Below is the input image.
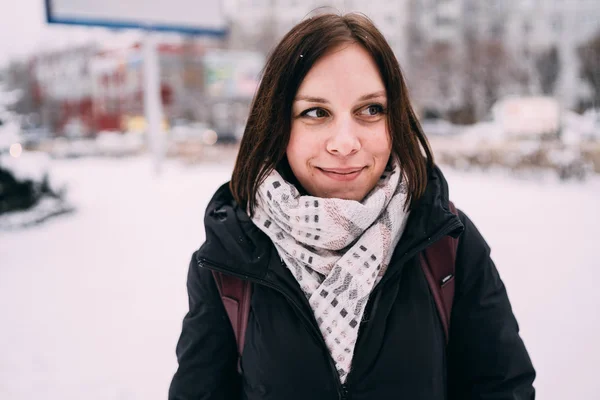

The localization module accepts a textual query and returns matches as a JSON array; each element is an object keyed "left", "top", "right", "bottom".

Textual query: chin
[
  {"left": 317, "top": 186, "right": 367, "bottom": 201},
  {"left": 340, "top": 193, "right": 364, "bottom": 201}
]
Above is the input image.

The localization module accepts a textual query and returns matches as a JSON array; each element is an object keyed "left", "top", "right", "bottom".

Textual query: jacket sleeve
[
  {"left": 447, "top": 211, "right": 536, "bottom": 400},
  {"left": 168, "top": 251, "right": 241, "bottom": 400}
]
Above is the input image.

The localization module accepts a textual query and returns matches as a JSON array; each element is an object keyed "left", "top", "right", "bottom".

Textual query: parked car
[{"left": 169, "top": 121, "right": 218, "bottom": 146}]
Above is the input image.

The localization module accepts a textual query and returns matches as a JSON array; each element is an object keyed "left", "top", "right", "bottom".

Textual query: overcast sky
[
  {"left": 1, "top": 0, "right": 91, "bottom": 64},
  {"left": 0, "top": 0, "right": 228, "bottom": 67},
  {"left": 0, "top": 0, "right": 147, "bottom": 66}
]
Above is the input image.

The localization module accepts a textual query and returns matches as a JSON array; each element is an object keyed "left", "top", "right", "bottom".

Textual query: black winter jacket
[{"left": 169, "top": 166, "right": 536, "bottom": 400}]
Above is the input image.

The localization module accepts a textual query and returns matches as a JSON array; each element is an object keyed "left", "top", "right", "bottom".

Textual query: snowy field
[{"left": 1, "top": 154, "right": 599, "bottom": 400}]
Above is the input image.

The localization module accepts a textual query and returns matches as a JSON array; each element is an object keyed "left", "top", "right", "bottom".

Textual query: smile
[{"left": 317, "top": 167, "right": 365, "bottom": 181}]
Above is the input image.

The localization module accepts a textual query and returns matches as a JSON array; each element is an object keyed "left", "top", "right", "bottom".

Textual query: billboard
[{"left": 45, "top": 0, "right": 228, "bottom": 36}]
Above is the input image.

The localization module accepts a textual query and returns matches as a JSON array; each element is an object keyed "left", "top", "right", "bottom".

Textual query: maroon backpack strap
[
  {"left": 420, "top": 201, "right": 459, "bottom": 344},
  {"left": 211, "top": 271, "right": 252, "bottom": 372}
]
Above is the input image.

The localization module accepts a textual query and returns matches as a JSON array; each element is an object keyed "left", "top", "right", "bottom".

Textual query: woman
[{"left": 169, "top": 13, "right": 535, "bottom": 400}]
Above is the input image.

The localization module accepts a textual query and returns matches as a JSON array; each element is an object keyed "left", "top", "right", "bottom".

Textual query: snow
[
  {"left": 0, "top": 196, "right": 74, "bottom": 230},
  {"left": 95, "top": 132, "right": 145, "bottom": 157},
  {"left": 47, "top": 133, "right": 146, "bottom": 159},
  {"left": 0, "top": 88, "right": 22, "bottom": 108},
  {"left": 0, "top": 152, "right": 74, "bottom": 229},
  {"left": 562, "top": 109, "right": 600, "bottom": 144},
  {"left": 0, "top": 117, "right": 22, "bottom": 152},
  {"left": 0, "top": 152, "right": 52, "bottom": 183},
  {"left": 0, "top": 154, "right": 599, "bottom": 400}
]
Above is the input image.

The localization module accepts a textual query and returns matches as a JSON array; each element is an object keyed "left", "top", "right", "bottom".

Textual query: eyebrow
[{"left": 294, "top": 90, "right": 386, "bottom": 103}]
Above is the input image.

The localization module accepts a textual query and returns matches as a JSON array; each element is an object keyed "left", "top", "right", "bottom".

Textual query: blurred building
[
  {"left": 462, "top": 0, "right": 511, "bottom": 41},
  {"left": 223, "top": 0, "right": 410, "bottom": 64},
  {"left": 505, "top": 0, "right": 600, "bottom": 109},
  {"left": 4, "top": 0, "right": 598, "bottom": 136},
  {"left": 89, "top": 43, "right": 202, "bottom": 133},
  {"left": 20, "top": 39, "right": 263, "bottom": 138},
  {"left": 411, "top": 0, "right": 600, "bottom": 110},
  {"left": 411, "top": 0, "right": 464, "bottom": 44},
  {"left": 29, "top": 45, "right": 97, "bottom": 137},
  {"left": 200, "top": 49, "right": 265, "bottom": 139},
  {"left": 407, "top": 0, "right": 599, "bottom": 115}
]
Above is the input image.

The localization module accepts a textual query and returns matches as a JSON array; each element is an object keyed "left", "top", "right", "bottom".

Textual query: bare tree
[
  {"left": 3, "top": 61, "right": 36, "bottom": 116},
  {"left": 474, "top": 40, "right": 516, "bottom": 110},
  {"left": 578, "top": 32, "right": 600, "bottom": 108},
  {"left": 462, "top": 35, "right": 526, "bottom": 120},
  {"left": 413, "top": 41, "right": 464, "bottom": 118},
  {"left": 424, "top": 43, "right": 456, "bottom": 99},
  {"left": 535, "top": 46, "right": 560, "bottom": 95}
]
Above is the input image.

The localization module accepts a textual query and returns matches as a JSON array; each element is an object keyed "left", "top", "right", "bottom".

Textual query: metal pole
[{"left": 142, "top": 32, "right": 164, "bottom": 175}]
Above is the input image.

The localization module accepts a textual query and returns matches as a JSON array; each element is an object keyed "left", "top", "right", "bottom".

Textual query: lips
[
  {"left": 318, "top": 167, "right": 364, "bottom": 174},
  {"left": 317, "top": 166, "right": 365, "bottom": 181}
]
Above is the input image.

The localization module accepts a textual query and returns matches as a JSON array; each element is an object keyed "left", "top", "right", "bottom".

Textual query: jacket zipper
[
  {"left": 339, "top": 219, "right": 461, "bottom": 396},
  {"left": 198, "top": 218, "right": 461, "bottom": 400},
  {"left": 340, "top": 383, "right": 349, "bottom": 400}
]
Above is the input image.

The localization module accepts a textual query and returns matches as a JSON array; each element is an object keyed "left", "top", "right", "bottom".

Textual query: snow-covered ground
[{"left": 0, "top": 155, "right": 599, "bottom": 399}]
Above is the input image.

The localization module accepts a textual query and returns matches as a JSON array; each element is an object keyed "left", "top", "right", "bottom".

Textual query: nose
[{"left": 325, "top": 117, "right": 361, "bottom": 157}]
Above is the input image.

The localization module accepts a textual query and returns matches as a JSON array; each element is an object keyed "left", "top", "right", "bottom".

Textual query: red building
[
  {"left": 30, "top": 45, "right": 97, "bottom": 137},
  {"left": 30, "top": 42, "right": 204, "bottom": 136}
]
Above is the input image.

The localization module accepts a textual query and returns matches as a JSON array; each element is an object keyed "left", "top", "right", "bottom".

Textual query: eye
[
  {"left": 359, "top": 104, "right": 385, "bottom": 117},
  {"left": 301, "top": 107, "right": 329, "bottom": 118}
]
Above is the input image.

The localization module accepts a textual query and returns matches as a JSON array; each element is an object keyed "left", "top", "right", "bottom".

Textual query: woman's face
[{"left": 287, "top": 43, "right": 392, "bottom": 201}]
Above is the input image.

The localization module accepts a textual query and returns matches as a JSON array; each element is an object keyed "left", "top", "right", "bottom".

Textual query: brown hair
[{"left": 230, "top": 12, "right": 434, "bottom": 215}]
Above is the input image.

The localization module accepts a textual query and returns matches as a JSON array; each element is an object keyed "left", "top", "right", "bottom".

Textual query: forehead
[{"left": 296, "top": 43, "right": 386, "bottom": 99}]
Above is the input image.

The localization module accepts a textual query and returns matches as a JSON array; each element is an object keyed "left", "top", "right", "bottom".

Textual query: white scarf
[{"left": 251, "top": 160, "right": 410, "bottom": 383}]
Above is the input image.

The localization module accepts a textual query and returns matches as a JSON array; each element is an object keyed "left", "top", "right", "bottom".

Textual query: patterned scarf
[{"left": 252, "top": 160, "right": 410, "bottom": 383}]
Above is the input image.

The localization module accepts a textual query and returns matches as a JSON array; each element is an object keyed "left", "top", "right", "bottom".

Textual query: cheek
[
  {"left": 287, "top": 127, "right": 317, "bottom": 167},
  {"left": 367, "top": 127, "right": 392, "bottom": 155},
  {"left": 383, "top": 134, "right": 392, "bottom": 155}
]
